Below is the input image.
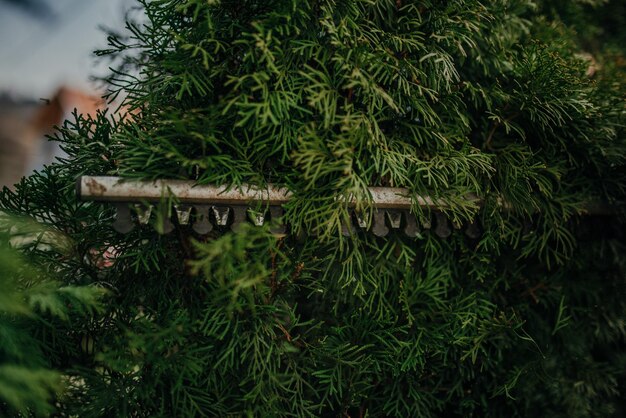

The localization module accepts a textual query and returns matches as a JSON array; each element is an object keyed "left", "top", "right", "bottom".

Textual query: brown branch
[
  {"left": 484, "top": 112, "right": 520, "bottom": 150},
  {"left": 522, "top": 282, "right": 548, "bottom": 304}
]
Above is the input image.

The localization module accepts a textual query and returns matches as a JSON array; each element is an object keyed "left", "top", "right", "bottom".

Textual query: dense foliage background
[{"left": 1, "top": 0, "right": 624, "bottom": 416}]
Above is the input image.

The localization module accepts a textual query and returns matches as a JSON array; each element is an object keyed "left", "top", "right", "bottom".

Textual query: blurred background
[{"left": 0, "top": 0, "right": 133, "bottom": 188}]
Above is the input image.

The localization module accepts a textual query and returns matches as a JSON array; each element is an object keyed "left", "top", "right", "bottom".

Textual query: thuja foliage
[
  {"left": 1, "top": 0, "right": 625, "bottom": 416},
  {"left": 0, "top": 216, "right": 105, "bottom": 416}
]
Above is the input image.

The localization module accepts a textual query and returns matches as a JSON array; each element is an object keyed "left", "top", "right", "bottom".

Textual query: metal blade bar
[
  {"left": 80, "top": 176, "right": 618, "bottom": 237},
  {"left": 77, "top": 176, "right": 459, "bottom": 210}
]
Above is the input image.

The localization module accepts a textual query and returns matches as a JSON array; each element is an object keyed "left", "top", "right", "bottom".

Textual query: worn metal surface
[
  {"left": 77, "top": 176, "right": 467, "bottom": 209},
  {"left": 78, "top": 176, "right": 293, "bottom": 206},
  {"left": 77, "top": 175, "right": 618, "bottom": 237}
]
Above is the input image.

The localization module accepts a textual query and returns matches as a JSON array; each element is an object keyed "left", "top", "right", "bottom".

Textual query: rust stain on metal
[{"left": 84, "top": 177, "right": 107, "bottom": 196}]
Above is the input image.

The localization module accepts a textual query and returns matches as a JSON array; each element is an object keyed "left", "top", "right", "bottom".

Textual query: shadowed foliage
[{"left": 1, "top": 0, "right": 624, "bottom": 416}]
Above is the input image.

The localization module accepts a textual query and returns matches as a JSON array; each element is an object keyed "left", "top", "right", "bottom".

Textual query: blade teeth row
[
  {"left": 113, "top": 204, "right": 285, "bottom": 235},
  {"left": 112, "top": 204, "right": 482, "bottom": 238}
]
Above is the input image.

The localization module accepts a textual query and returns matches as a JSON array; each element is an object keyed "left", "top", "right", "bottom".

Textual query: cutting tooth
[
  {"left": 422, "top": 217, "right": 432, "bottom": 229},
  {"left": 403, "top": 213, "right": 420, "bottom": 238},
  {"left": 465, "top": 219, "right": 481, "bottom": 239},
  {"left": 249, "top": 209, "right": 266, "bottom": 226},
  {"left": 134, "top": 204, "right": 152, "bottom": 225},
  {"left": 192, "top": 205, "right": 213, "bottom": 235},
  {"left": 372, "top": 210, "right": 389, "bottom": 237},
  {"left": 113, "top": 203, "right": 134, "bottom": 233},
  {"left": 387, "top": 210, "right": 402, "bottom": 229},
  {"left": 356, "top": 214, "right": 368, "bottom": 228},
  {"left": 175, "top": 205, "right": 192, "bottom": 225},
  {"left": 434, "top": 213, "right": 451, "bottom": 238},
  {"left": 230, "top": 206, "right": 247, "bottom": 232},
  {"left": 212, "top": 206, "right": 230, "bottom": 226},
  {"left": 269, "top": 206, "right": 286, "bottom": 235}
]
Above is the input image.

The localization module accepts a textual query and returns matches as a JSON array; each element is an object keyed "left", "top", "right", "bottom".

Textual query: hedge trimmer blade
[{"left": 77, "top": 176, "right": 612, "bottom": 238}]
